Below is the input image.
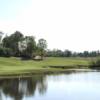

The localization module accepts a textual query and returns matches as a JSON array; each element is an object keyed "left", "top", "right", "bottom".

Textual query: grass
[{"left": 0, "top": 57, "right": 91, "bottom": 76}]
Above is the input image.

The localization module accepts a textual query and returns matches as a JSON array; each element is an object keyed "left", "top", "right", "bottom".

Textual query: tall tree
[
  {"left": 19, "top": 36, "right": 36, "bottom": 58},
  {"left": 37, "top": 39, "right": 47, "bottom": 59},
  {"left": 3, "top": 31, "right": 23, "bottom": 56}
]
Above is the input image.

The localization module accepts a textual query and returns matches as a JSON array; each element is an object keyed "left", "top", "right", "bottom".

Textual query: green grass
[{"left": 0, "top": 57, "right": 91, "bottom": 75}]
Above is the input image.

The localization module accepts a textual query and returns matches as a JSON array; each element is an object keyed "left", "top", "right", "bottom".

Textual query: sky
[{"left": 0, "top": 0, "right": 100, "bottom": 52}]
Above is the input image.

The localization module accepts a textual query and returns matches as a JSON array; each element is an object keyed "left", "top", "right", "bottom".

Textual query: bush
[
  {"left": 0, "top": 47, "right": 12, "bottom": 57},
  {"left": 89, "top": 58, "right": 100, "bottom": 68}
]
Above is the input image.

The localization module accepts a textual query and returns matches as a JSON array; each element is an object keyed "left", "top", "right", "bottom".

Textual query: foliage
[
  {"left": 37, "top": 39, "right": 47, "bottom": 59},
  {"left": 1, "top": 30, "right": 100, "bottom": 59},
  {"left": 89, "top": 58, "right": 100, "bottom": 68},
  {"left": 0, "top": 47, "right": 12, "bottom": 57},
  {"left": 46, "top": 50, "right": 100, "bottom": 57},
  {"left": 46, "top": 49, "right": 72, "bottom": 57},
  {"left": 20, "top": 36, "right": 36, "bottom": 58},
  {"left": 2, "top": 31, "right": 23, "bottom": 56},
  {"left": 2, "top": 31, "right": 47, "bottom": 59}
]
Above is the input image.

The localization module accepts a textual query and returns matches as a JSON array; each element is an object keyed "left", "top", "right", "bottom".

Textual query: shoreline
[{"left": 0, "top": 68, "right": 96, "bottom": 78}]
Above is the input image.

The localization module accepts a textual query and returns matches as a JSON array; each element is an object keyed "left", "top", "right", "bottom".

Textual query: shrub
[
  {"left": 89, "top": 58, "right": 100, "bottom": 68},
  {"left": 0, "top": 47, "right": 12, "bottom": 57}
]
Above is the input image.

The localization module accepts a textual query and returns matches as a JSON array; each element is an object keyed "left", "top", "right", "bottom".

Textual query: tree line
[
  {"left": 0, "top": 31, "right": 100, "bottom": 59},
  {"left": 46, "top": 49, "right": 100, "bottom": 57},
  {"left": 0, "top": 31, "right": 47, "bottom": 59}
]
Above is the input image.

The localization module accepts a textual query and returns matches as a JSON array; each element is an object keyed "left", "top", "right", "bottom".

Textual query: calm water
[{"left": 0, "top": 71, "right": 100, "bottom": 100}]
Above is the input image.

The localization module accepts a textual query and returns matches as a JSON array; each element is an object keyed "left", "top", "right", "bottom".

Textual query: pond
[{"left": 0, "top": 71, "right": 100, "bottom": 100}]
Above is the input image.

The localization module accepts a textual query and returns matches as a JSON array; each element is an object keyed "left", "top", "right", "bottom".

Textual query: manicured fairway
[{"left": 0, "top": 57, "right": 91, "bottom": 75}]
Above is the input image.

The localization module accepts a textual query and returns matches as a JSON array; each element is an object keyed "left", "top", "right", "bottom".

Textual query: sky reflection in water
[{"left": 0, "top": 72, "right": 100, "bottom": 100}]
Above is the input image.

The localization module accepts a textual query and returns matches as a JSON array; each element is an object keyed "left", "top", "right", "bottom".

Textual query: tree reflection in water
[{"left": 0, "top": 75, "right": 47, "bottom": 100}]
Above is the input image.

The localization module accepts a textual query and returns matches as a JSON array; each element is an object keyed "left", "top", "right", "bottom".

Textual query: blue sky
[
  {"left": 0, "top": 0, "right": 100, "bottom": 51},
  {"left": 0, "top": 0, "right": 32, "bottom": 20}
]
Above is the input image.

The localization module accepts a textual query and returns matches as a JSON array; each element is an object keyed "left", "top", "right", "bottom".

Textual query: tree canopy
[
  {"left": 0, "top": 31, "right": 100, "bottom": 59},
  {"left": 1, "top": 31, "right": 47, "bottom": 59}
]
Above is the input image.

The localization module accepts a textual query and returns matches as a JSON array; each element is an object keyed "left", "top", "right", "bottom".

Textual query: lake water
[{"left": 0, "top": 71, "right": 100, "bottom": 100}]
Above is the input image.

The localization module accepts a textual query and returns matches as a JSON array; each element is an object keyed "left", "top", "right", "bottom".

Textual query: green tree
[
  {"left": 20, "top": 36, "right": 36, "bottom": 58},
  {"left": 3, "top": 31, "right": 23, "bottom": 56},
  {"left": 64, "top": 50, "right": 72, "bottom": 57},
  {"left": 37, "top": 39, "right": 47, "bottom": 59}
]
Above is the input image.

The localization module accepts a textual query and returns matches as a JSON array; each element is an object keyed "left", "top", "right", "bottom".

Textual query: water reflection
[
  {"left": 0, "top": 71, "right": 99, "bottom": 100},
  {"left": 0, "top": 75, "right": 47, "bottom": 100}
]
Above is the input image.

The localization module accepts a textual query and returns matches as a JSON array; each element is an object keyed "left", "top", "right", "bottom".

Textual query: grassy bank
[{"left": 0, "top": 57, "right": 91, "bottom": 76}]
